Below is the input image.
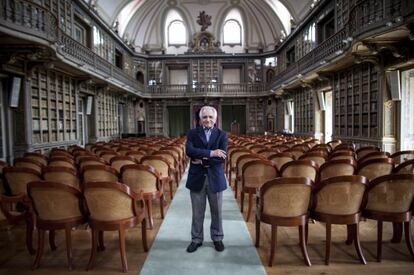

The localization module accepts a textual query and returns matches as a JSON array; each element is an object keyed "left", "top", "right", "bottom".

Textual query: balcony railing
[
  {"left": 145, "top": 83, "right": 266, "bottom": 98},
  {"left": 271, "top": 0, "right": 414, "bottom": 89}
]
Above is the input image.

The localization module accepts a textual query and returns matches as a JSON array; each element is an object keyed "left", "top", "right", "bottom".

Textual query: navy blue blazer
[{"left": 185, "top": 126, "right": 228, "bottom": 193}]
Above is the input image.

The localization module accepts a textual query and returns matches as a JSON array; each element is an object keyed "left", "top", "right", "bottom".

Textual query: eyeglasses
[{"left": 202, "top": 115, "right": 214, "bottom": 119}]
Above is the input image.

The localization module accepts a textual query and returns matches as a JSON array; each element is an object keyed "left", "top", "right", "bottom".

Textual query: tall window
[
  {"left": 168, "top": 20, "right": 186, "bottom": 45},
  {"left": 164, "top": 10, "right": 187, "bottom": 47},
  {"left": 223, "top": 19, "right": 241, "bottom": 45},
  {"left": 222, "top": 9, "right": 244, "bottom": 47}
]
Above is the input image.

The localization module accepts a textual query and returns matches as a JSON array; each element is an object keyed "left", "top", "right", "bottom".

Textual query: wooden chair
[
  {"left": 329, "top": 151, "right": 356, "bottom": 161},
  {"left": 299, "top": 152, "right": 327, "bottom": 168},
  {"left": 356, "top": 158, "right": 394, "bottom": 181},
  {"left": 99, "top": 151, "right": 119, "bottom": 164},
  {"left": 280, "top": 160, "right": 318, "bottom": 182},
  {"left": 28, "top": 181, "right": 86, "bottom": 270},
  {"left": 393, "top": 159, "right": 414, "bottom": 174},
  {"left": 356, "top": 145, "right": 380, "bottom": 160},
  {"left": 125, "top": 150, "right": 147, "bottom": 163},
  {"left": 141, "top": 155, "right": 174, "bottom": 200},
  {"left": 24, "top": 152, "right": 48, "bottom": 167},
  {"left": 234, "top": 154, "right": 265, "bottom": 199},
  {"left": 318, "top": 159, "right": 356, "bottom": 183},
  {"left": 228, "top": 148, "right": 251, "bottom": 183},
  {"left": 82, "top": 165, "right": 119, "bottom": 184},
  {"left": 78, "top": 157, "right": 106, "bottom": 172},
  {"left": 327, "top": 139, "right": 342, "bottom": 150},
  {"left": 110, "top": 156, "right": 136, "bottom": 174},
  {"left": 256, "top": 177, "right": 312, "bottom": 266},
  {"left": 14, "top": 157, "right": 43, "bottom": 174},
  {"left": 268, "top": 152, "right": 295, "bottom": 172},
  {"left": 362, "top": 174, "right": 414, "bottom": 262},
  {"left": 284, "top": 148, "right": 305, "bottom": 160},
  {"left": 241, "top": 160, "right": 278, "bottom": 222},
  {"left": 121, "top": 164, "right": 166, "bottom": 229},
  {"left": 152, "top": 151, "right": 180, "bottom": 187},
  {"left": 84, "top": 182, "right": 148, "bottom": 273},
  {"left": 311, "top": 175, "right": 368, "bottom": 265},
  {"left": 43, "top": 166, "right": 80, "bottom": 189},
  {"left": 2, "top": 167, "right": 42, "bottom": 254},
  {"left": 390, "top": 150, "right": 414, "bottom": 166},
  {"left": 48, "top": 156, "right": 76, "bottom": 170},
  {"left": 358, "top": 151, "right": 390, "bottom": 165}
]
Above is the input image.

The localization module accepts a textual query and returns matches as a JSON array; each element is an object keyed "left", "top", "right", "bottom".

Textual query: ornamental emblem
[{"left": 197, "top": 11, "right": 211, "bottom": 31}]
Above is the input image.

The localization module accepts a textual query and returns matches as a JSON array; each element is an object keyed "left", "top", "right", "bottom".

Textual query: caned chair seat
[
  {"left": 241, "top": 160, "right": 278, "bottom": 222},
  {"left": 311, "top": 175, "right": 368, "bottom": 265},
  {"left": 84, "top": 182, "right": 148, "bottom": 273},
  {"left": 121, "top": 164, "right": 166, "bottom": 229},
  {"left": 362, "top": 174, "right": 414, "bottom": 261},
  {"left": 28, "top": 181, "right": 86, "bottom": 270},
  {"left": 256, "top": 177, "right": 313, "bottom": 266}
]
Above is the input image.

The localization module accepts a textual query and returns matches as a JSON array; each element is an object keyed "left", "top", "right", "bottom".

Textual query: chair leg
[
  {"left": 234, "top": 179, "right": 238, "bottom": 199},
  {"left": 299, "top": 225, "right": 311, "bottom": 266},
  {"left": 32, "top": 229, "right": 45, "bottom": 270},
  {"left": 268, "top": 224, "right": 277, "bottom": 267},
  {"left": 403, "top": 221, "right": 414, "bottom": 260},
  {"left": 26, "top": 212, "right": 36, "bottom": 255},
  {"left": 49, "top": 230, "right": 57, "bottom": 251},
  {"left": 255, "top": 216, "right": 260, "bottom": 247},
  {"left": 65, "top": 226, "right": 73, "bottom": 271},
  {"left": 346, "top": 224, "right": 354, "bottom": 245},
  {"left": 141, "top": 218, "right": 148, "bottom": 252},
  {"left": 146, "top": 199, "right": 154, "bottom": 229},
  {"left": 325, "top": 223, "right": 331, "bottom": 265},
  {"left": 377, "top": 220, "right": 383, "bottom": 262},
  {"left": 160, "top": 195, "right": 165, "bottom": 219},
  {"left": 169, "top": 180, "right": 173, "bottom": 200},
  {"left": 353, "top": 223, "right": 367, "bottom": 265},
  {"left": 119, "top": 227, "right": 128, "bottom": 273},
  {"left": 240, "top": 190, "right": 245, "bottom": 213},
  {"left": 391, "top": 222, "right": 403, "bottom": 243},
  {"left": 246, "top": 192, "right": 253, "bottom": 222},
  {"left": 87, "top": 229, "right": 97, "bottom": 271},
  {"left": 98, "top": 230, "right": 105, "bottom": 251}
]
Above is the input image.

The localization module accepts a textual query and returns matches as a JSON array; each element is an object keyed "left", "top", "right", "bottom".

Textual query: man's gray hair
[{"left": 199, "top": 106, "right": 217, "bottom": 119}]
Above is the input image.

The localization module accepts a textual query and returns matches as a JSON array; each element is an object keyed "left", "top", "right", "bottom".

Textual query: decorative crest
[{"left": 197, "top": 11, "right": 211, "bottom": 31}]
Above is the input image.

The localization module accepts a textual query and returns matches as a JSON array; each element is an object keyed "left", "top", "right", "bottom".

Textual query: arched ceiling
[{"left": 92, "top": 0, "right": 315, "bottom": 53}]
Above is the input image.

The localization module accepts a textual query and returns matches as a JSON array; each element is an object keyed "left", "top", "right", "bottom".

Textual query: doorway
[
  {"left": 221, "top": 105, "right": 246, "bottom": 134},
  {"left": 400, "top": 70, "right": 414, "bottom": 150},
  {"left": 324, "top": 91, "right": 333, "bottom": 143},
  {"left": 168, "top": 106, "right": 190, "bottom": 137}
]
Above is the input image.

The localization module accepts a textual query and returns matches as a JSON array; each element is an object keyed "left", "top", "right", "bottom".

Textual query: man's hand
[{"left": 211, "top": 149, "right": 227, "bottom": 159}]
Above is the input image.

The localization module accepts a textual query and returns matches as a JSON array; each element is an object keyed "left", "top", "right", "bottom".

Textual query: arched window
[
  {"left": 168, "top": 20, "right": 186, "bottom": 45},
  {"left": 164, "top": 10, "right": 187, "bottom": 48},
  {"left": 223, "top": 19, "right": 241, "bottom": 45}
]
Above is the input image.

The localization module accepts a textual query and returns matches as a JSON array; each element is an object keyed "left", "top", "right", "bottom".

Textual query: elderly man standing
[{"left": 185, "top": 106, "right": 228, "bottom": 253}]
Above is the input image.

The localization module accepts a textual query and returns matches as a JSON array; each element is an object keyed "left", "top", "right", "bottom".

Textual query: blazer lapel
[{"left": 197, "top": 127, "right": 208, "bottom": 147}]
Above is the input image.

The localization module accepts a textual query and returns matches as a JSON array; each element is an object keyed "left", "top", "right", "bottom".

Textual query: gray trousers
[{"left": 190, "top": 177, "right": 223, "bottom": 243}]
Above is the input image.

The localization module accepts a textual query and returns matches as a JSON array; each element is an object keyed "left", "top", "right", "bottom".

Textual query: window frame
[
  {"left": 167, "top": 19, "right": 187, "bottom": 47},
  {"left": 223, "top": 19, "right": 242, "bottom": 46}
]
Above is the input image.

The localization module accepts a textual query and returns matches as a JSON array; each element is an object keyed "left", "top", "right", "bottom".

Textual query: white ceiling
[{"left": 91, "top": 0, "right": 315, "bottom": 53}]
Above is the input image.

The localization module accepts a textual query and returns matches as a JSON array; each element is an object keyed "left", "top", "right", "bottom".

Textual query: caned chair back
[
  {"left": 236, "top": 154, "right": 266, "bottom": 180},
  {"left": 327, "top": 139, "right": 342, "bottom": 149},
  {"left": 110, "top": 156, "right": 136, "bottom": 173},
  {"left": 230, "top": 149, "right": 251, "bottom": 169},
  {"left": 257, "top": 148, "right": 279, "bottom": 158},
  {"left": 299, "top": 152, "right": 327, "bottom": 168},
  {"left": 364, "top": 174, "right": 414, "bottom": 214},
  {"left": 329, "top": 151, "right": 356, "bottom": 161},
  {"left": 260, "top": 177, "right": 312, "bottom": 218},
  {"left": 3, "top": 167, "right": 41, "bottom": 195},
  {"left": 79, "top": 157, "right": 106, "bottom": 171},
  {"left": 390, "top": 150, "right": 414, "bottom": 166},
  {"left": 84, "top": 182, "right": 141, "bottom": 221},
  {"left": 313, "top": 175, "right": 367, "bottom": 215},
  {"left": 268, "top": 152, "right": 295, "bottom": 171},
  {"left": 280, "top": 160, "right": 318, "bottom": 181},
  {"left": 356, "top": 158, "right": 394, "bottom": 181},
  {"left": 28, "top": 181, "right": 84, "bottom": 221},
  {"left": 125, "top": 151, "right": 147, "bottom": 163},
  {"left": 334, "top": 143, "right": 355, "bottom": 152},
  {"left": 141, "top": 156, "right": 170, "bottom": 178},
  {"left": 242, "top": 160, "right": 278, "bottom": 189},
  {"left": 250, "top": 145, "right": 268, "bottom": 154},
  {"left": 393, "top": 159, "right": 414, "bottom": 174},
  {"left": 14, "top": 157, "right": 43, "bottom": 174},
  {"left": 99, "top": 151, "right": 119, "bottom": 164},
  {"left": 356, "top": 146, "right": 380, "bottom": 160},
  {"left": 121, "top": 164, "right": 161, "bottom": 193},
  {"left": 43, "top": 166, "right": 79, "bottom": 189},
  {"left": 153, "top": 151, "right": 177, "bottom": 168},
  {"left": 284, "top": 148, "right": 305, "bottom": 160},
  {"left": 358, "top": 151, "right": 390, "bottom": 165},
  {"left": 319, "top": 159, "right": 356, "bottom": 182},
  {"left": 48, "top": 156, "right": 76, "bottom": 170},
  {"left": 82, "top": 165, "right": 119, "bottom": 184},
  {"left": 24, "top": 153, "right": 48, "bottom": 166}
]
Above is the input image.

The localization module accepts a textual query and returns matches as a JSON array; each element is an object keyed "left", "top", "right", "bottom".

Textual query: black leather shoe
[
  {"left": 186, "top": 242, "right": 202, "bottom": 253},
  {"left": 213, "top": 241, "right": 225, "bottom": 252}
]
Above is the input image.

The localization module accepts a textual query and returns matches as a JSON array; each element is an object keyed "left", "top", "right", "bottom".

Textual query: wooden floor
[{"left": 0, "top": 187, "right": 413, "bottom": 274}]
